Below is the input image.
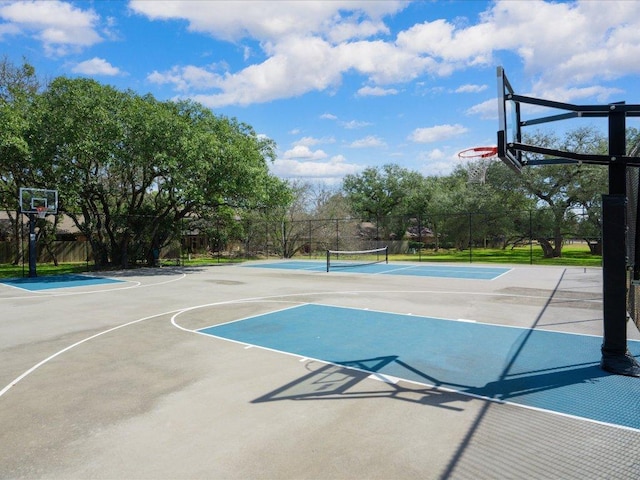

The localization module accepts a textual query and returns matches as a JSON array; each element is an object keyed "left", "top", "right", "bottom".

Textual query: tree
[
  {"left": 515, "top": 127, "right": 608, "bottom": 257},
  {"left": 28, "top": 76, "right": 284, "bottom": 268},
  {"left": 342, "top": 164, "right": 424, "bottom": 240},
  {"left": 238, "top": 175, "right": 294, "bottom": 258},
  {"left": 0, "top": 57, "right": 42, "bottom": 264}
]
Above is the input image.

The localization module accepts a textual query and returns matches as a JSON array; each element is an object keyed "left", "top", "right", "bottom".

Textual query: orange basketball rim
[{"left": 458, "top": 146, "right": 498, "bottom": 159}]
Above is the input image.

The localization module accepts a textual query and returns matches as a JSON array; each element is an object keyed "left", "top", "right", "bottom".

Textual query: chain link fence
[
  {"left": 626, "top": 138, "right": 640, "bottom": 330},
  {"left": 1, "top": 208, "right": 602, "bottom": 269},
  {"left": 191, "top": 209, "right": 601, "bottom": 266}
]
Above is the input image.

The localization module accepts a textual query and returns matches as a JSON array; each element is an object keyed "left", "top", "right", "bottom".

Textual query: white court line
[
  {"left": 491, "top": 269, "right": 512, "bottom": 281},
  {"left": 0, "top": 308, "right": 182, "bottom": 399},
  {"left": 371, "top": 265, "right": 419, "bottom": 275}
]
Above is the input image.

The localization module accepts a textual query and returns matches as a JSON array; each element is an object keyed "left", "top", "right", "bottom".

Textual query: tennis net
[{"left": 326, "top": 246, "right": 388, "bottom": 272}]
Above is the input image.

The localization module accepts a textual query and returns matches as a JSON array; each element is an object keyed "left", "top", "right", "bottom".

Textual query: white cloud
[
  {"left": 0, "top": 0, "right": 102, "bottom": 56},
  {"left": 163, "top": 35, "right": 347, "bottom": 107},
  {"left": 327, "top": 19, "right": 390, "bottom": 43},
  {"left": 138, "top": 0, "right": 640, "bottom": 108},
  {"left": 270, "top": 155, "right": 362, "bottom": 181},
  {"left": 349, "top": 135, "right": 386, "bottom": 148},
  {"left": 130, "top": 0, "right": 406, "bottom": 43},
  {"left": 466, "top": 99, "right": 497, "bottom": 120},
  {"left": 336, "top": 39, "right": 437, "bottom": 84},
  {"left": 320, "top": 113, "right": 371, "bottom": 130},
  {"left": 294, "top": 136, "right": 335, "bottom": 147},
  {"left": 426, "top": 148, "right": 447, "bottom": 161},
  {"left": 282, "top": 145, "right": 328, "bottom": 160},
  {"left": 357, "top": 85, "right": 399, "bottom": 97},
  {"left": 147, "top": 65, "right": 222, "bottom": 92},
  {"left": 487, "top": 0, "right": 640, "bottom": 91},
  {"left": 131, "top": 3, "right": 434, "bottom": 107},
  {"left": 71, "top": 57, "right": 122, "bottom": 76},
  {"left": 396, "top": 18, "right": 495, "bottom": 66},
  {"left": 455, "top": 84, "right": 487, "bottom": 93},
  {"left": 341, "top": 119, "right": 372, "bottom": 129},
  {"left": 416, "top": 149, "right": 461, "bottom": 176},
  {"left": 0, "top": 23, "right": 21, "bottom": 37},
  {"left": 534, "top": 84, "right": 625, "bottom": 105},
  {"left": 409, "top": 124, "right": 468, "bottom": 143}
]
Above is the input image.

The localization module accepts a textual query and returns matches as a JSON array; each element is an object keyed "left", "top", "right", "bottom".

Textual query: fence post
[
  {"left": 529, "top": 210, "right": 533, "bottom": 265},
  {"left": 468, "top": 212, "right": 472, "bottom": 263},
  {"left": 418, "top": 217, "right": 422, "bottom": 262},
  {"left": 309, "top": 219, "right": 312, "bottom": 259}
]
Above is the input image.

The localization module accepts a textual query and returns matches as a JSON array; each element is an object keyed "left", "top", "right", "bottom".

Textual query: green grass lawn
[
  {"left": 0, "top": 244, "right": 602, "bottom": 279},
  {"left": 0, "top": 262, "right": 92, "bottom": 279},
  {"left": 399, "top": 244, "right": 603, "bottom": 267}
]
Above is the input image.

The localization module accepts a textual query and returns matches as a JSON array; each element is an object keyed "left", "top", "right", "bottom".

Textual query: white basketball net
[{"left": 467, "top": 158, "right": 491, "bottom": 184}]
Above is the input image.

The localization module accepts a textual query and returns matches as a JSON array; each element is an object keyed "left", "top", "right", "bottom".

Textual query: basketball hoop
[
  {"left": 458, "top": 146, "right": 498, "bottom": 184},
  {"left": 36, "top": 206, "right": 47, "bottom": 219},
  {"left": 457, "top": 146, "right": 498, "bottom": 159}
]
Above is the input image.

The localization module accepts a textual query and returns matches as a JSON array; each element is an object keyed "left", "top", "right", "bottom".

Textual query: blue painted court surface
[
  {"left": 200, "top": 304, "right": 640, "bottom": 430},
  {"left": 245, "top": 261, "right": 510, "bottom": 280},
  {"left": 0, "top": 274, "right": 124, "bottom": 291}
]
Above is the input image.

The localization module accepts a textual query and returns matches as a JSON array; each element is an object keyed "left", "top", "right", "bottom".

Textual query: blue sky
[{"left": 2, "top": 0, "right": 639, "bottom": 184}]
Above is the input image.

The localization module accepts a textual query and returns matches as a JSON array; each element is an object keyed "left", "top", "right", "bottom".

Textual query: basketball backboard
[
  {"left": 497, "top": 66, "right": 523, "bottom": 172},
  {"left": 19, "top": 187, "right": 58, "bottom": 215}
]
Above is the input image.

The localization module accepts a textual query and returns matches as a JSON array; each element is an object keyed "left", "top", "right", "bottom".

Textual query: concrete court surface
[{"left": 1, "top": 261, "right": 640, "bottom": 479}]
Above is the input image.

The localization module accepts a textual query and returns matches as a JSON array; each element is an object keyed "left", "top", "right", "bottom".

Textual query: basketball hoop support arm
[{"left": 504, "top": 97, "right": 640, "bottom": 167}]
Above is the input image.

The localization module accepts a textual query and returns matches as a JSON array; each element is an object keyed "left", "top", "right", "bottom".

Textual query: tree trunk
[
  {"left": 587, "top": 240, "right": 602, "bottom": 255},
  {"left": 553, "top": 234, "right": 563, "bottom": 257},
  {"left": 537, "top": 238, "right": 555, "bottom": 258},
  {"left": 11, "top": 213, "right": 23, "bottom": 265}
]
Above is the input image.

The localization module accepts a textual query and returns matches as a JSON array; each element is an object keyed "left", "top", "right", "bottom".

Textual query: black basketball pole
[
  {"left": 600, "top": 104, "right": 640, "bottom": 376},
  {"left": 28, "top": 213, "right": 37, "bottom": 278}
]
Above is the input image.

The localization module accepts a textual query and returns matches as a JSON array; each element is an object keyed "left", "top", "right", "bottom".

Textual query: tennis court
[
  {"left": 244, "top": 259, "right": 511, "bottom": 279},
  {"left": 1, "top": 262, "right": 640, "bottom": 479}
]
